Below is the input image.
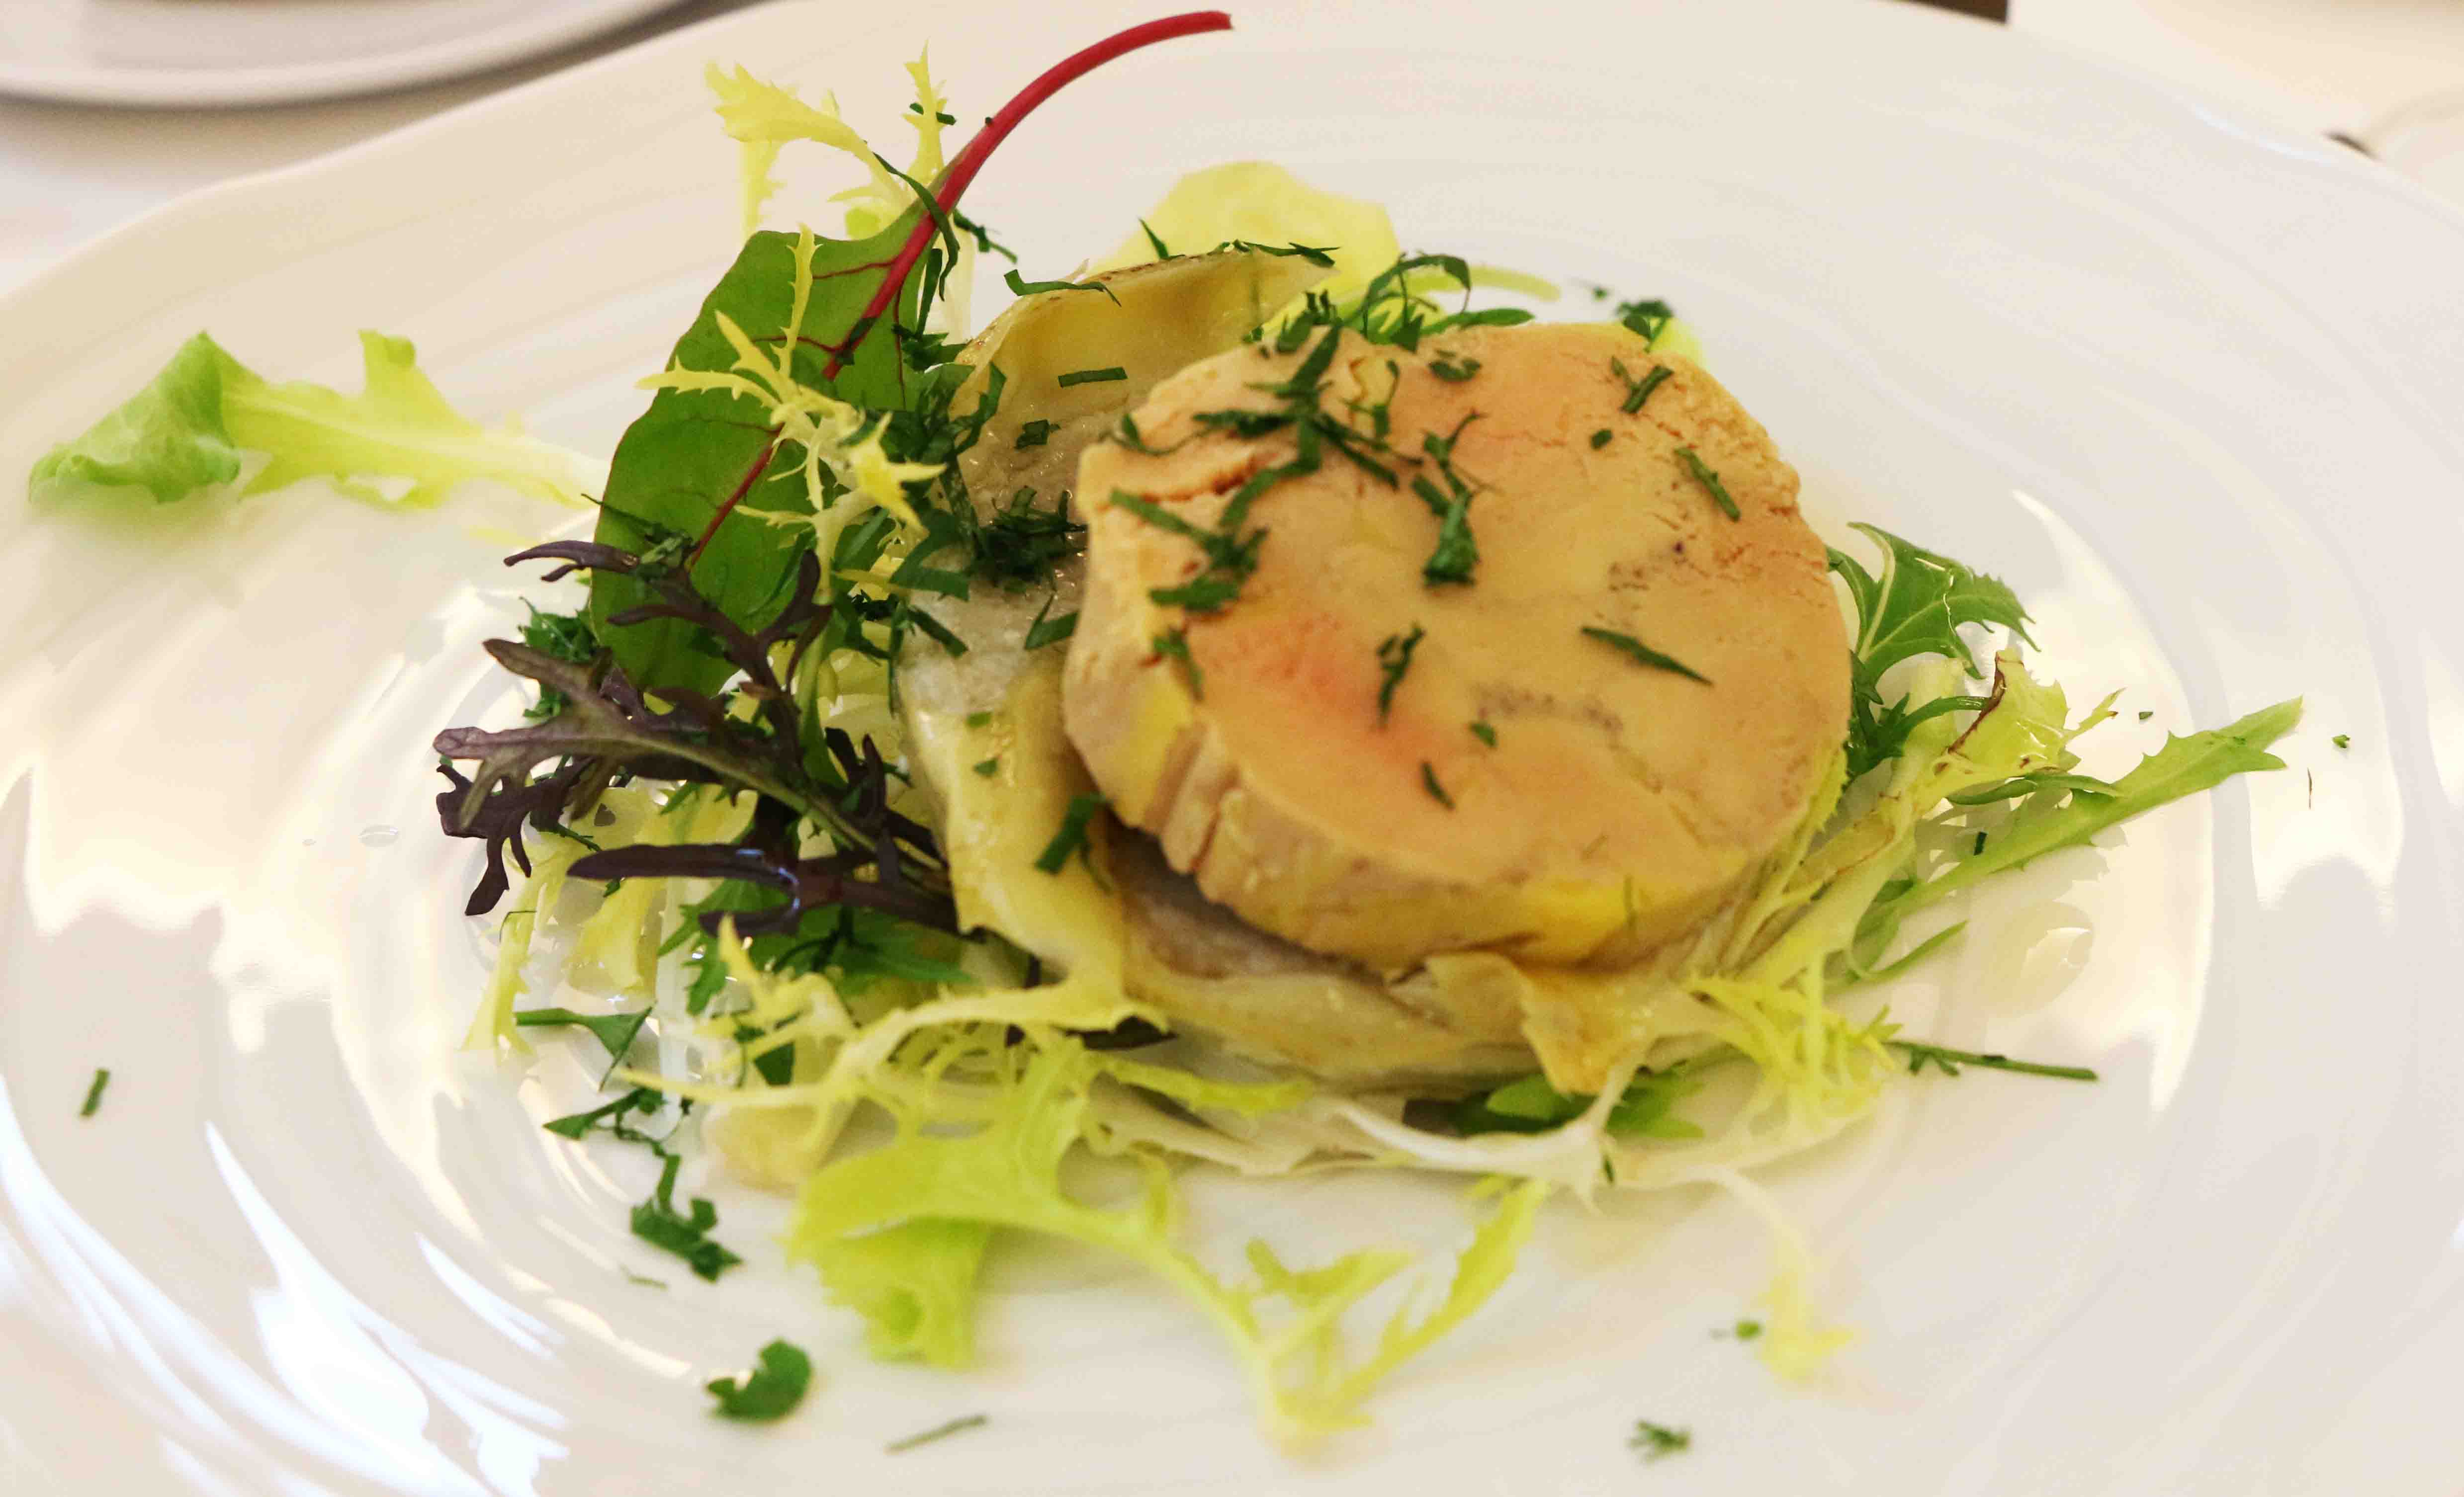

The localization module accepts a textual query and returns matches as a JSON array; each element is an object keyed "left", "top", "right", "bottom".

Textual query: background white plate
[
  {"left": 4, "top": 1, "right": 2462, "bottom": 1493},
  {"left": 0, "top": 0, "right": 687, "bottom": 108}
]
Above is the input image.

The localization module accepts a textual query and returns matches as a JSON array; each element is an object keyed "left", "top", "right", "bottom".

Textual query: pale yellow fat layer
[{"left": 1063, "top": 322, "right": 1848, "bottom": 972}]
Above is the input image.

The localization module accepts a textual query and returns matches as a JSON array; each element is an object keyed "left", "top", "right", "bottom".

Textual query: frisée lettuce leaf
[
  {"left": 30, "top": 331, "right": 595, "bottom": 509},
  {"left": 783, "top": 1036, "right": 1549, "bottom": 1442}
]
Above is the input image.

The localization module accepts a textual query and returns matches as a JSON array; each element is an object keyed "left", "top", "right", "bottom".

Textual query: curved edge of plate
[{"left": 0, "top": 0, "right": 692, "bottom": 110}]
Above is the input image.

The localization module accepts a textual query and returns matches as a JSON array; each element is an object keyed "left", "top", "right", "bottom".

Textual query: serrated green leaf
[
  {"left": 590, "top": 212, "right": 928, "bottom": 698},
  {"left": 1831, "top": 523, "right": 2035, "bottom": 778},
  {"left": 1885, "top": 696, "right": 2301, "bottom": 920}
]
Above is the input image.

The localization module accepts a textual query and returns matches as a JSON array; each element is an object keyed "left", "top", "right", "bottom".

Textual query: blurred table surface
[{"left": 2, "top": 0, "right": 2460, "bottom": 297}]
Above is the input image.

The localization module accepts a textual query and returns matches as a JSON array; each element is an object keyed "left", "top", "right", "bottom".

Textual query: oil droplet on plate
[{"left": 358, "top": 825, "right": 399, "bottom": 848}]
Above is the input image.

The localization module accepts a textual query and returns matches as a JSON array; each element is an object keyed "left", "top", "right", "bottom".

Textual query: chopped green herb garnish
[
  {"left": 543, "top": 1086, "right": 663, "bottom": 1140},
  {"left": 1589, "top": 428, "right": 1612, "bottom": 449},
  {"left": 1732, "top": 1319, "right": 1763, "bottom": 1340},
  {"left": 1615, "top": 297, "right": 1676, "bottom": 345},
  {"left": 2137, "top": 710, "right": 2154, "bottom": 722},
  {"left": 1415, "top": 413, "right": 1483, "bottom": 585},
  {"left": 1581, "top": 626, "right": 1711, "bottom": 683},
  {"left": 1056, "top": 366, "right": 1128, "bottom": 388},
  {"left": 1034, "top": 793, "right": 1107, "bottom": 875},
  {"left": 1828, "top": 524, "right": 2034, "bottom": 778},
  {"left": 518, "top": 604, "right": 601, "bottom": 720},
  {"left": 1469, "top": 719, "right": 1497, "bottom": 747},
  {"left": 1003, "top": 267, "right": 1119, "bottom": 303},
  {"left": 516, "top": 1005, "right": 654, "bottom": 1080},
  {"left": 1610, "top": 357, "right": 1671, "bottom": 415},
  {"left": 1376, "top": 624, "right": 1425, "bottom": 723},
  {"left": 1013, "top": 419, "right": 1056, "bottom": 449},
  {"left": 704, "top": 1339, "right": 812, "bottom": 1421},
  {"left": 1023, "top": 592, "right": 1077, "bottom": 649},
  {"left": 78, "top": 1068, "right": 109, "bottom": 1118},
  {"left": 2332, "top": 733, "right": 2351, "bottom": 749},
  {"left": 1153, "top": 627, "right": 1205, "bottom": 699},
  {"left": 633, "top": 1153, "right": 744, "bottom": 1280},
  {"left": 1147, "top": 575, "right": 1245, "bottom": 611},
  {"left": 972, "top": 758, "right": 1000, "bottom": 777},
  {"left": 1221, "top": 239, "right": 1338, "bottom": 266},
  {"left": 885, "top": 1414, "right": 989, "bottom": 1453},
  {"left": 1973, "top": 831, "right": 1987, "bottom": 856},
  {"left": 1428, "top": 353, "right": 1482, "bottom": 382},
  {"left": 1419, "top": 762, "right": 1454, "bottom": 809},
  {"left": 1630, "top": 1420, "right": 1691, "bottom": 1461},
  {"left": 965, "top": 710, "right": 994, "bottom": 728},
  {"left": 621, "top": 1268, "right": 669, "bottom": 1290},
  {"left": 1674, "top": 446, "right": 1740, "bottom": 520},
  {"left": 1108, "top": 411, "right": 1188, "bottom": 456},
  {"left": 1891, "top": 1040, "right": 2098, "bottom": 1082},
  {"left": 1140, "top": 219, "right": 1171, "bottom": 259}
]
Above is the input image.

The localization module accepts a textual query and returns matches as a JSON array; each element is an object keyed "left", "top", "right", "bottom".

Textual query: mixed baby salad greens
[{"left": 31, "top": 10, "right": 2301, "bottom": 1447}]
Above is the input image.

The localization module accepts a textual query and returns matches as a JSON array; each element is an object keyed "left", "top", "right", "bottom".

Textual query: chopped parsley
[
  {"left": 515, "top": 1005, "right": 653, "bottom": 1082},
  {"left": 78, "top": 1067, "right": 109, "bottom": 1118},
  {"left": 1674, "top": 446, "right": 1740, "bottom": 520},
  {"left": 1220, "top": 238, "right": 1338, "bottom": 266},
  {"left": 543, "top": 1086, "right": 742, "bottom": 1280},
  {"left": 1973, "top": 831, "right": 1988, "bottom": 856},
  {"left": 1469, "top": 719, "right": 1497, "bottom": 747},
  {"left": 1003, "top": 267, "right": 1119, "bottom": 303},
  {"left": 1023, "top": 593, "right": 1077, "bottom": 649},
  {"left": 1581, "top": 626, "right": 1711, "bottom": 684},
  {"left": 632, "top": 1153, "right": 744, "bottom": 1281},
  {"left": 1891, "top": 1040, "right": 2098, "bottom": 1082},
  {"left": 1376, "top": 624, "right": 1425, "bottom": 722},
  {"left": 1108, "top": 411, "right": 1184, "bottom": 456},
  {"left": 1630, "top": 1420, "right": 1691, "bottom": 1461},
  {"left": 1419, "top": 761, "right": 1454, "bottom": 809},
  {"left": 2332, "top": 733, "right": 2351, "bottom": 749},
  {"left": 1013, "top": 419, "right": 1057, "bottom": 449},
  {"left": 518, "top": 603, "right": 600, "bottom": 720},
  {"left": 886, "top": 1414, "right": 989, "bottom": 1453},
  {"left": 1414, "top": 413, "right": 1483, "bottom": 585},
  {"left": 1615, "top": 297, "right": 1676, "bottom": 344},
  {"left": 972, "top": 758, "right": 1000, "bottom": 777},
  {"left": 1589, "top": 428, "right": 1613, "bottom": 449},
  {"left": 1428, "top": 353, "right": 1482, "bottom": 382},
  {"left": 1153, "top": 626, "right": 1204, "bottom": 699},
  {"left": 704, "top": 1339, "right": 812, "bottom": 1421},
  {"left": 2137, "top": 710, "right": 2154, "bottom": 722},
  {"left": 1112, "top": 488, "right": 1265, "bottom": 615},
  {"left": 1056, "top": 366, "right": 1128, "bottom": 388},
  {"left": 1034, "top": 794, "right": 1107, "bottom": 876},
  {"left": 1611, "top": 357, "right": 1671, "bottom": 415}
]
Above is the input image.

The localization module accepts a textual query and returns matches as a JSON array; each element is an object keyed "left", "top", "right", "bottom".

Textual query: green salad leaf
[
  {"left": 803, "top": 1218, "right": 994, "bottom": 1367},
  {"left": 30, "top": 331, "right": 593, "bottom": 509},
  {"left": 1873, "top": 696, "right": 2300, "bottom": 927},
  {"left": 587, "top": 216, "right": 936, "bottom": 698},
  {"left": 1830, "top": 523, "right": 2032, "bottom": 778},
  {"left": 784, "top": 1037, "right": 1548, "bottom": 1441}
]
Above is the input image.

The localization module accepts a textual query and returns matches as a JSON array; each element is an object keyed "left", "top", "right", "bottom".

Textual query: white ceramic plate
[
  {"left": 4, "top": 2, "right": 2462, "bottom": 1493},
  {"left": 0, "top": 0, "right": 686, "bottom": 108}
]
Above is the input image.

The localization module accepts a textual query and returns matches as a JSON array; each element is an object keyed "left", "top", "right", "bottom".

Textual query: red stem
[{"left": 690, "top": 9, "right": 1232, "bottom": 562}]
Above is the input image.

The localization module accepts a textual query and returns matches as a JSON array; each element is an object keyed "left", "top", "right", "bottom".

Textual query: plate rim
[
  {"left": 5, "top": 2, "right": 2463, "bottom": 1494},
  {"left": 0, "top": 0, "right": 691, "bottom": 109}
]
